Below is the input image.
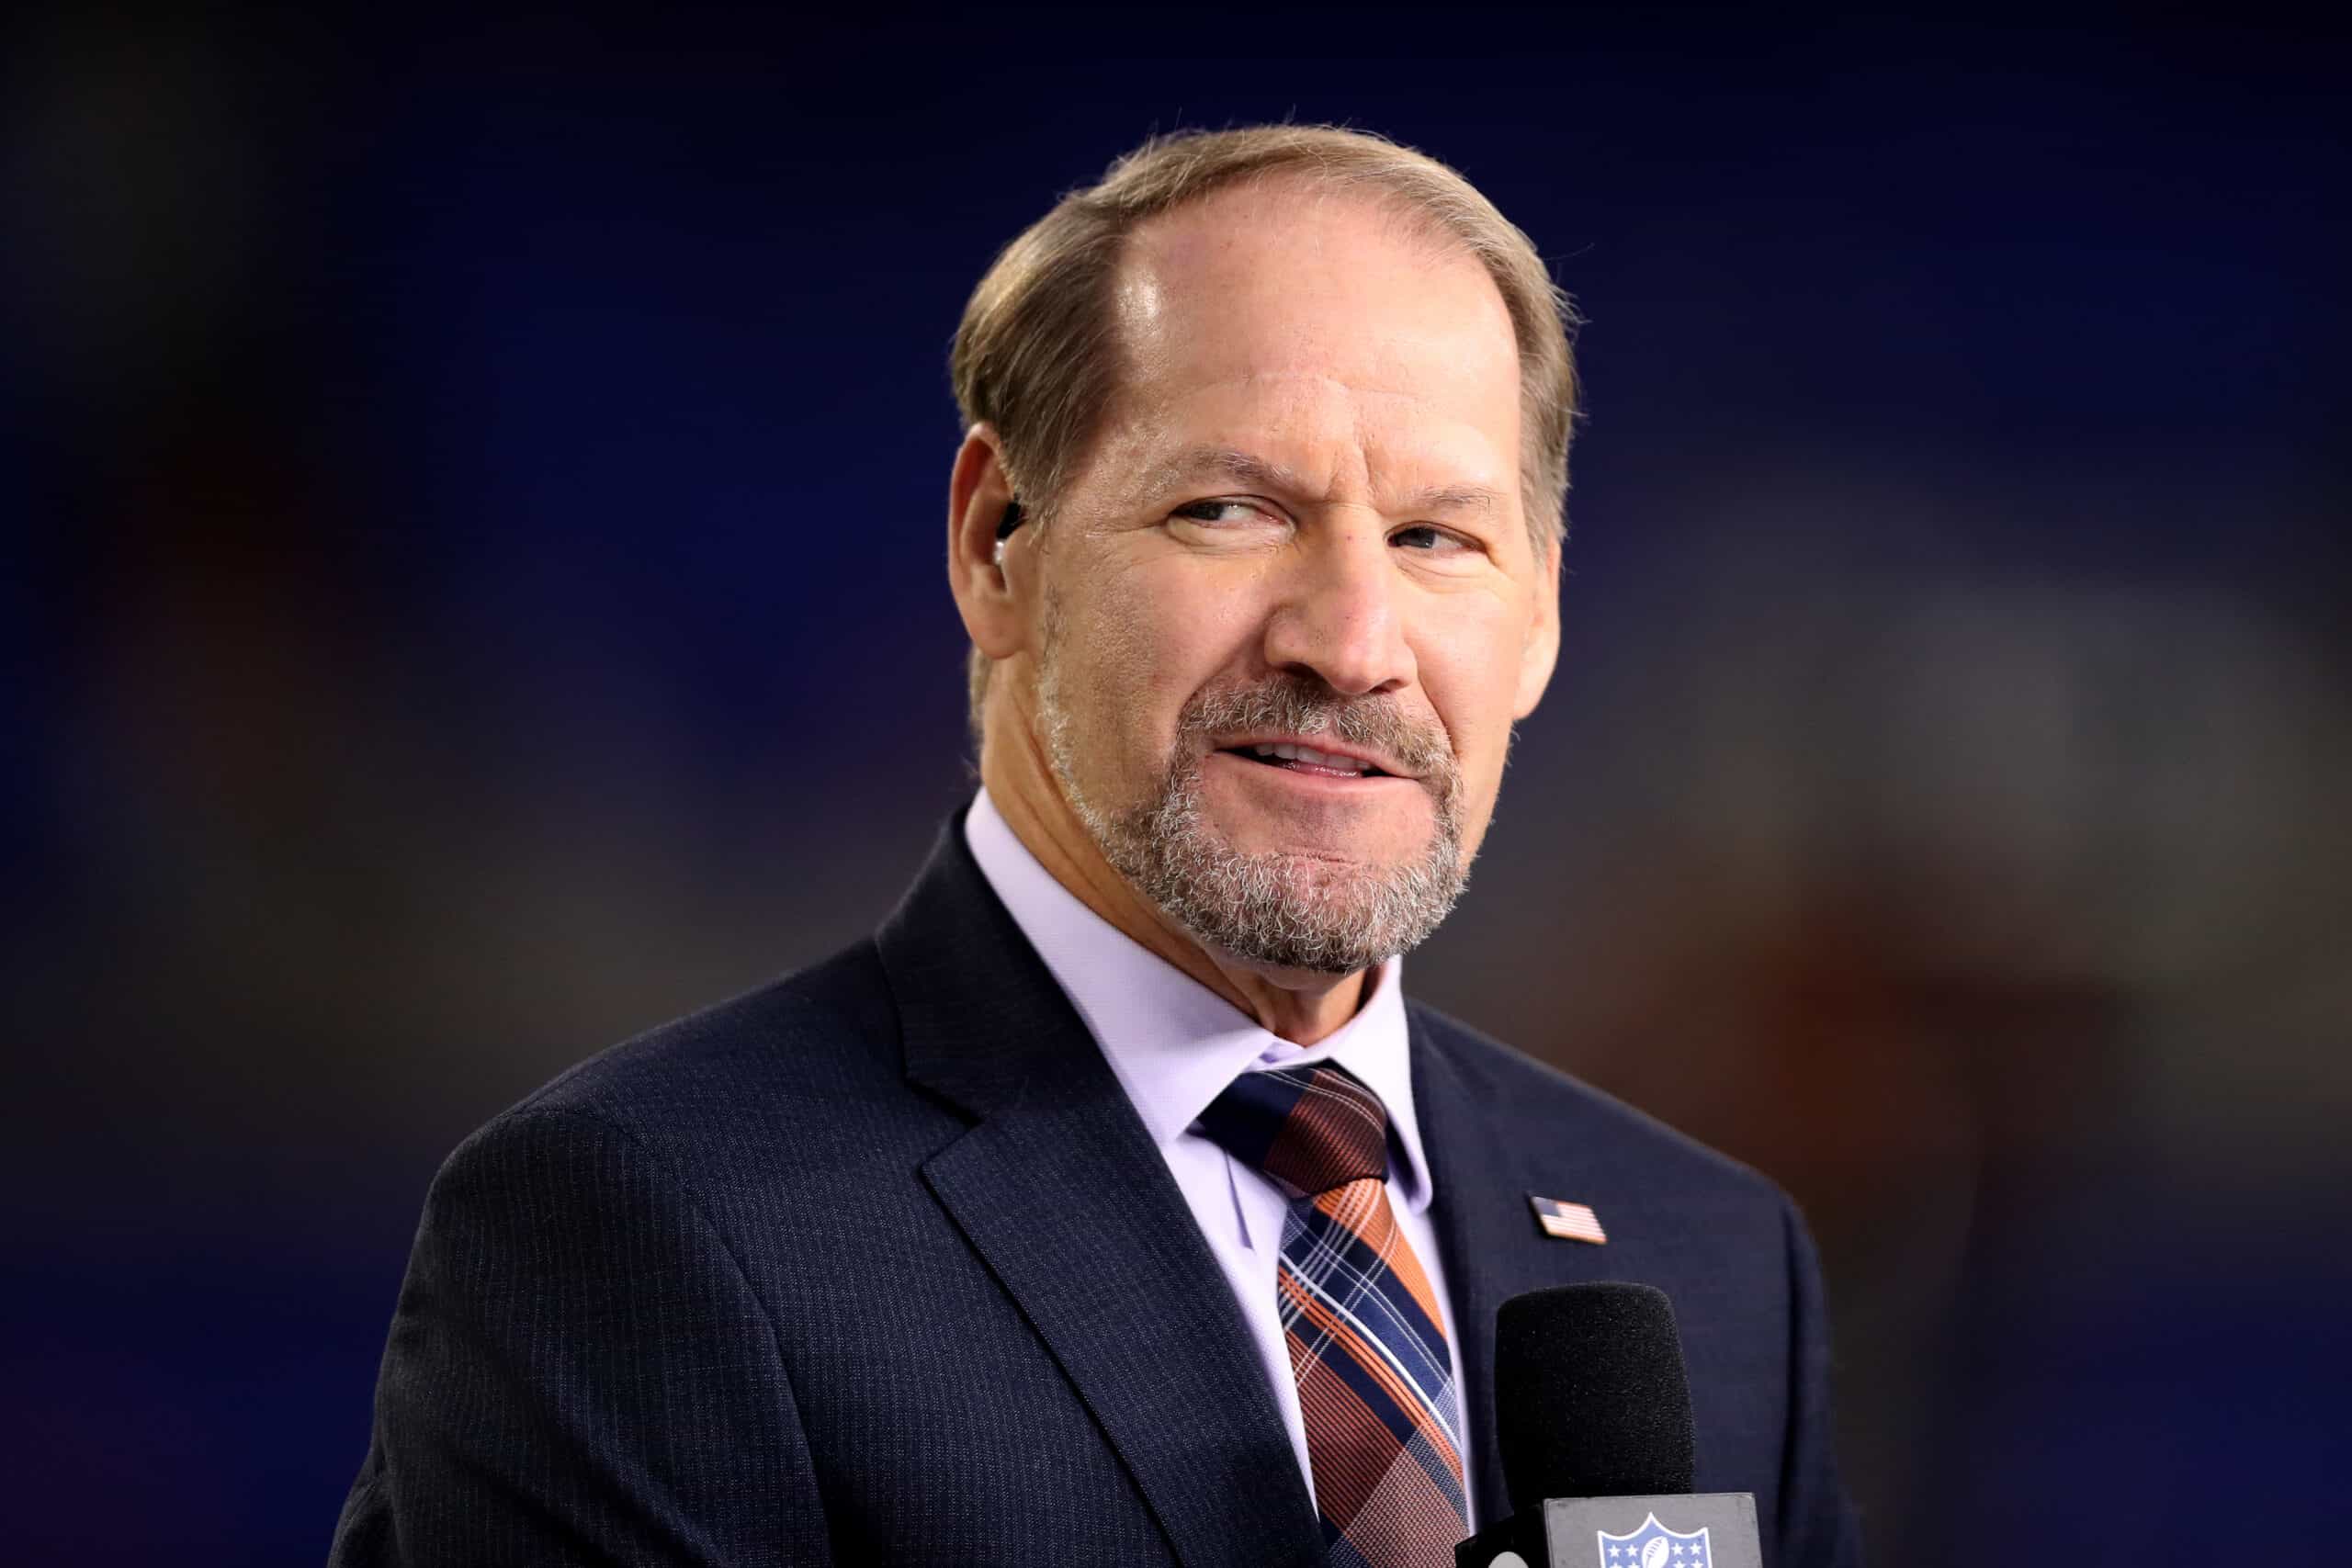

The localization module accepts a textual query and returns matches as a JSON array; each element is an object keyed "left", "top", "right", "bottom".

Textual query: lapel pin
[{"left": 1529, "top": 1194, "right": 1607, "bottom": 1245}]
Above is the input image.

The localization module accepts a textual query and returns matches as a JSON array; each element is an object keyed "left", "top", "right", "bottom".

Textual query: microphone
[{"left": 1456, "top": 1283, "right": 1764, "bottom": 1568}]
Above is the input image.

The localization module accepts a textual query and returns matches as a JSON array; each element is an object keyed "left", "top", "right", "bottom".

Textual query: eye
[
  {"left": 1390, "top": 524, "right": 1478, "bottom": 556},
  {"left": 1171, "top": 499, "right": 1273, "bottom": 527},
  {"left": 1165, "top": 497, "right": 1289, "bottom": 546}
]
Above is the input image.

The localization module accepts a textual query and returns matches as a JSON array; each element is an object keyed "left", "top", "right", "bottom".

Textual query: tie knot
[{"left": 1195, "top": 1062, "right": 1392, "bottom": 1198}]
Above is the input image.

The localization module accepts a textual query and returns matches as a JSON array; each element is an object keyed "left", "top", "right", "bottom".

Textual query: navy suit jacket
[{"left": 332, "top": 817, "right": 1862, "bottom": 1565}]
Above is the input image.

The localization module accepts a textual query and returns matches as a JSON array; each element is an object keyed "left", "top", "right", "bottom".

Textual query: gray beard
[{"left": 1037, "top": 663, "right": 1472, "bottom": 976}]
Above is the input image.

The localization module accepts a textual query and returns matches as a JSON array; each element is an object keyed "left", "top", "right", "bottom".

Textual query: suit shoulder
[
  {"left": 490, "top": 937, "right": 906, "bottom": 1145},
  {"left": 1408, "top": 998, "right": 1786, "bottom": 1207},
  {"left": 416, "top": 934, "right": 956, "bottom": 1288}
]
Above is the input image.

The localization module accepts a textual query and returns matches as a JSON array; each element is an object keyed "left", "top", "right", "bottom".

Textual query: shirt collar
[{"left": 964, "top": 787, "right": 1434, "bottom": 1213}]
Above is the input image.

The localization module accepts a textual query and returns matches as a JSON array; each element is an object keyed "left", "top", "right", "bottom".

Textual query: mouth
[{"left": 1213, "top": 738, "right": 1405, "bottom": 781}]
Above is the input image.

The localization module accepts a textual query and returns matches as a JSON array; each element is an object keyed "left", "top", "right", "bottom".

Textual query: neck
[{"left": 979, "top": 699, "right": 1369, "bottom": 1046}]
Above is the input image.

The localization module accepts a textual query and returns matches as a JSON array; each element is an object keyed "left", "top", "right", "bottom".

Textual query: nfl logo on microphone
[{"left": 1597, "top": 1512, "right": 1711, "bottom": 1568}]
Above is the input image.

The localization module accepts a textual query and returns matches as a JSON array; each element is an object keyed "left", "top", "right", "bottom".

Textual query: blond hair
[{"left": 952, "top": 124, "right": 1581, "bottom": 728}]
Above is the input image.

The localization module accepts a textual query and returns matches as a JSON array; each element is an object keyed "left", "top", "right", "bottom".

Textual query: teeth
[{"left": 1247, "top": 741, "right": 1365, "bottom": 773}]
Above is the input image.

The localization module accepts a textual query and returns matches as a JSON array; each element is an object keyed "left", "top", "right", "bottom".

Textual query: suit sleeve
[
  {"left": 1774, "top": 1193, "right": 1865, "bottom": 1568},
  {"left": 328, "top": 1107, "right": 832, "bottom": 1566}
]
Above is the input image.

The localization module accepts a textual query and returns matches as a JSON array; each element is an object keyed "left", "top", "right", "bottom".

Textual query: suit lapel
[
  {"left": 878, "top": 820, "right": 1319, "bottom": 1568},
  {"left": 1412, "top": 1010, "right": 1622, "bottom": 1529}
]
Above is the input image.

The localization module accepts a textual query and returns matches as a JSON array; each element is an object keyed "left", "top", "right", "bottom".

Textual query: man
[{"left": 332, "top": 126, "right": 1861, "bottom": 1567}]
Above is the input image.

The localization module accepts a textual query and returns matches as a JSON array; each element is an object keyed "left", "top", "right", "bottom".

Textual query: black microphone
[{"left": 1456, "top": 1283, "right": 1764, "bottom": 1568}]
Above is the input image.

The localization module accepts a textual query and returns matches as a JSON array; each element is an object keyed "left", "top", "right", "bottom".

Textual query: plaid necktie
[{"left": 1196, "top": 1062, "right": 1467, "bottom": 1565}]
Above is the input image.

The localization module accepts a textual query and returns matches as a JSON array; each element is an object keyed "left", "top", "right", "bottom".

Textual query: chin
[
  {"left": 1238, "top": 846, "right": 1396, "bottom": 890},
  {"left": 1199, "top": 778, "right": 1435, "bottom": 863}
]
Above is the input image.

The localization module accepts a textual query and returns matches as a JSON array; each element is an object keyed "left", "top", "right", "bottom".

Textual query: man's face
[{"left": 1023, "top": 178, "right": 1558, "bottom": 975}]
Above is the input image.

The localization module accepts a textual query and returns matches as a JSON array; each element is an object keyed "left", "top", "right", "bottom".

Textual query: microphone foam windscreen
[{"left": 1494, "top": 1281, "right": 1697, "bottom": 1508}]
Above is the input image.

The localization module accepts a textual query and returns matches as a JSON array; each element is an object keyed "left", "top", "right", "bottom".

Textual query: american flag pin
[{"left": 1528, "top": 1194, "right": 1607, "bottom": 1244}]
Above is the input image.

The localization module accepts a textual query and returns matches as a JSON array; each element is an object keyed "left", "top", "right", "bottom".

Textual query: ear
[
  {"left": 1511, "top": 534, "right": 1563, "bottom": 719},
  {"left": 946, "top": 424, "right": 1026, "bottom": 661}
]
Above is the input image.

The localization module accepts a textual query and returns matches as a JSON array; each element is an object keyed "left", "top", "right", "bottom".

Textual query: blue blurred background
[{"left": 5, "top": 7, "right": 2346, "bottom": 1562}]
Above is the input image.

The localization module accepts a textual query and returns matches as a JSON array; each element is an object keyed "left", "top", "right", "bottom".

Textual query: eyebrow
[{"left": 1142, "top": 443, "right": 1501, "bottom": 518}]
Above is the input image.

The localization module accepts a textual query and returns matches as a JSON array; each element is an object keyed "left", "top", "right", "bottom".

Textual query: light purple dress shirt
[{"left": 964, "top": 788, "right": 1473, "bottom": 1517}]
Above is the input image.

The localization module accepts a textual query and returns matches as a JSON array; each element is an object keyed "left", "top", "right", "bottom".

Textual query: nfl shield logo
[{"left": 1596, "top": 1511, "right": 1712, "bottom": 1568}]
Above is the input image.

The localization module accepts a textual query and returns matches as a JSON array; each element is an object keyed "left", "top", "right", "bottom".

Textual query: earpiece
[{"left": 990, "top": 498, "right": 1024, "bottom": 566}]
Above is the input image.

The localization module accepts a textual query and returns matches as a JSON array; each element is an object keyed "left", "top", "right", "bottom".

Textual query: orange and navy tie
[{"left": 1196, "top": 1062, "right": 1468, "bottom": 1566}]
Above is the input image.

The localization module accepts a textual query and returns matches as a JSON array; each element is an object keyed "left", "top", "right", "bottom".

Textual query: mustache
[{"left": 1176, "top": 676, "right": 1458, "bottom": 784}]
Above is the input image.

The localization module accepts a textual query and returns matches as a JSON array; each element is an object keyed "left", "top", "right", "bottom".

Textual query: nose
[{"left": 1260, "top": 521, "right": 1416, "bottom": 697}]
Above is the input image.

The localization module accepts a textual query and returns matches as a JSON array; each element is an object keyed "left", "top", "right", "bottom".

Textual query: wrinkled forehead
[{"left": 1106, "top": 179, "right": 1523, "bottom": 451}]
